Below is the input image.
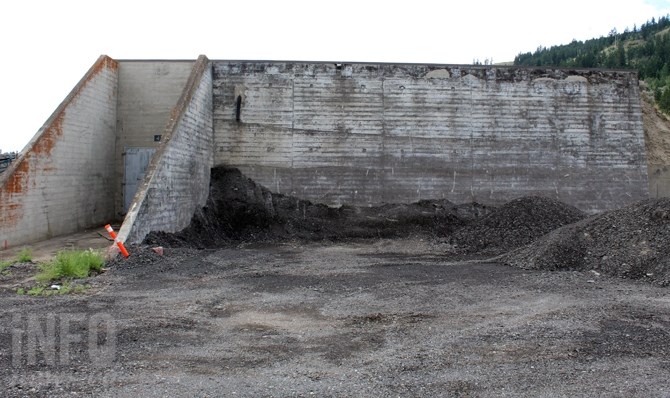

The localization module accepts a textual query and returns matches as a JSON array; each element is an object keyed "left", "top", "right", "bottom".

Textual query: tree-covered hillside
[{"left": 514, "top": 15, "right": 670, "bottom": 112}]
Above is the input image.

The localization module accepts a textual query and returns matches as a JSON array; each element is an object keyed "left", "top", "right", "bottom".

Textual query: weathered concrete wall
[
  {"left": 0, "top": 56, "right": 118, "bottom": 248},
  {"left": 213, "top": 62, "right": 648, "bottom": 213},
  {"left": 119, "top": 56, "right": 213, "bottom": 244},
  {"left": 115, "top": 61, "right": 194, "bottom": 217}
]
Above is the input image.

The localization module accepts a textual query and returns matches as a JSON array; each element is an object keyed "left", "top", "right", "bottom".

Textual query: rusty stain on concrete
[
  {"left": 86, "top": 55, "right": 118, "bottom": 83},
  {"left": 32, "top": 112, "right": 64, "bottom": 155},
  {"left": 0, "top": 157, "right": 29, "bottom": 226},
  {"left": 2, "top": 160, "right": 30, "bottom": 195}
]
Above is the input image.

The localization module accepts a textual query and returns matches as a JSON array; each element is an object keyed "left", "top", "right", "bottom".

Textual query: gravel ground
[
  {"left": 2, "top": 170, "right": 670, "bottom": 396},
  {"left": 1, "top": 239, "right": 670, "bottom": 397}
]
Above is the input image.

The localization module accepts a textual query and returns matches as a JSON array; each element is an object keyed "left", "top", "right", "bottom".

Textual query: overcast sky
[{"left": 2, "top": 0, "right": 670, "bottom": 152}]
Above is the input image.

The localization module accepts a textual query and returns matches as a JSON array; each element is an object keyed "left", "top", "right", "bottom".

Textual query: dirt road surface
[{"left": 2, "top": 238, "right": 669, "bottom": 397}]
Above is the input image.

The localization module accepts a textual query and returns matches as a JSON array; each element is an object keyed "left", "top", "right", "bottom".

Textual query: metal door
[{"left": 124, "top": 147, "right": 156, "bottom": 212}]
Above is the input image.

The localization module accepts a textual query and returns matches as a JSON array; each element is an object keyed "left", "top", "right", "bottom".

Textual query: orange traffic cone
[{"left": 105, "top": 224, "right": 130, "bottom": 258}]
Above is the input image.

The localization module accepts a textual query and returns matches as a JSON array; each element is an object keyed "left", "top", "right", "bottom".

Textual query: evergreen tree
[{"left": 512, "top": 14, "right": 670, "bottom": 114}]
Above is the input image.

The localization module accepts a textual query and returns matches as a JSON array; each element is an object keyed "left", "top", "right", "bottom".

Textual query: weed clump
[
  {"left": 18, "top": 283, "right": 90, "bottom": 297},
  {"left": 36, "top": 250, "right": 104, "bottom": 283},
  {"left": 0, "top": 248, "right": 33, "bottom": 271},
  {"left": 17, "top": 248, "right": 32, "bottom": 263},
  {"left": 0, "top": 260, "right": 11, "bottom": 272}
]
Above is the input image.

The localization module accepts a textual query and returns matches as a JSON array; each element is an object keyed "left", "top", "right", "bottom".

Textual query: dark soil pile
[
  {"left": 144, "top": 167, "right": 473, "bottom": 248},
  {"left": 450, "top": 196, "right": 586, "bottom": 255},
  {"left": 501, "top": 198, "right": 670, "bottom": 286}
]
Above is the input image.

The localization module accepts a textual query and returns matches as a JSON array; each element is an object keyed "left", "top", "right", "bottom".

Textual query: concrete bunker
[{"left": 0, "top": 57, "right": 655, "bottom": 249}]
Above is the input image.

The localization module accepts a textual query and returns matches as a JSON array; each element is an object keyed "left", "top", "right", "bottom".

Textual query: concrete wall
[
  {"left": 115, "top": 60, "right": 194, "bottom": 217},
  {"left": 119, "top": 56, "right": 214, "bottom": 244},
  {"left": 213, "top": 62, "right": 648, "bottom": 213},
  {"left": 0, "top": 56, "right": 118, "bottom": 248}
]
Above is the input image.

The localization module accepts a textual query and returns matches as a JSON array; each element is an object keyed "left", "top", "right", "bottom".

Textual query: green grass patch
[
  {"left": 0, "top": 260, "right": 12, "bottom": 272},
  {"left": 14, "top": 249, "right": 102, "bottom": 297},
  {"left": 18, "top": 283, "right": 91, "bottom": 297},
  {"left": 17, "top": 248, "right": 32, "bottom": 263},
  {"left": 27, "top": 286, "right": 46, "bottom": 296},
  {"left": 64, "top": 284, "right": 90, "bottom": 294},
  {"left": 0, "top": 247, "right": 34, "bottom": 272},
  {"left": 36, "top": 249, "right": 104, "bottom": 283}
]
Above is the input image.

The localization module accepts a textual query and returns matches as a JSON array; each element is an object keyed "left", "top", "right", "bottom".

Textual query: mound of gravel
[
  {"left": 450, "top": 196, "right": 586, "bottom": 255},
  {"left": 145, "top": 167, "right": 468, "bottom": 248},
  {"left": 501, "top": 198, "right": 670, "bottom": 286}
]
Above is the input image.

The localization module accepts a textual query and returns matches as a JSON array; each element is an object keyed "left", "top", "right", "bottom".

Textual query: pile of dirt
[
  {"left": 501, "top": 198, "right": 670, "bottom": 286},
  {"left": 144, "top": 167, "right": 473, "bottom": 248},
  {"left": 138, "top": 168, "right": 670, "bottom": 286},
  {"left": 450, "top": 196, "right": 586, "bottom": 255}
]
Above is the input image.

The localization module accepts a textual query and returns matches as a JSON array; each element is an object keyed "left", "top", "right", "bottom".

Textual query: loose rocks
[
  {"left": 450, "top": 196, "right": 586, "bottom": 255},
  {"left": 501, "top": 198, "right": 670, "bottom": 286}
]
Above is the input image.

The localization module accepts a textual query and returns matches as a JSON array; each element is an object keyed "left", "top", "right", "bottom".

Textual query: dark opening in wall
[{"left": 235, "top": 95, "right": 242, "bottom": 122}]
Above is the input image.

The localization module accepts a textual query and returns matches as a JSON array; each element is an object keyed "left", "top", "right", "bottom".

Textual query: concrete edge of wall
[
  {"left": 117, "top": 55, "right": 211, "bottom": 244},
  {"left": 209, "top": 59, "right": 643, "bottom": 75},
  {"left": 0, "top": 55, "right": 117, "bottom": 188}
]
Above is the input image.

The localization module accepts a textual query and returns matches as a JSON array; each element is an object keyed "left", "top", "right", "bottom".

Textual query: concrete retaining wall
[
  {"left": 0, "top": 57, "right": 653, "bottom": 248},
  {"left": 0, "top": 55, "right": 118, "bottom": 248},
  {"left": 118, "top": 56, "right": 213, "bottom": 244},
  {"left": 115, "top": 61, "right": 194, "bottom": 217},
  {"left": 213, "top": 62, "right": 648, "bottom": 213}
]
